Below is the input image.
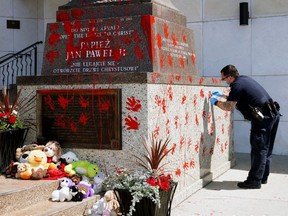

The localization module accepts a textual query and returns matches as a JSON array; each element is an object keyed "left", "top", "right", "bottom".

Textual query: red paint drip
[{"left": 164, "top": 23, "right": 169, "bottom": 38}]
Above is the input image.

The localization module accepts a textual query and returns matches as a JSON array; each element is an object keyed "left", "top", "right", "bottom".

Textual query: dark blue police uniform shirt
[{"left": 227, "top": 75, "right": 271, "bottom": 117}]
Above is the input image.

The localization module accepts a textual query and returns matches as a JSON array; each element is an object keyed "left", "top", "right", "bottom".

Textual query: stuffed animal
[
  {"left": 27, "top": 150, "right": 48, "bottom": 170},
  {"left": 58, "top": 151, "right": 79, "bottom": 171},
  {"left": 70, "top": 186, "right": 83, "bottom": 202},
  {"left": 87, "top": 191, "right": 119, "bottom": 216},
  {"left": 30, "top": 168, "right": 49, "bottom": 180},
  {"left": 17, "top": 163, "right": 32, "bottom": 180},
  {"left": 5, "top": 161, "right": 19, "bottom": 178},
  {"left": 93, "top": 172, "right": 106, "bottom": 194},
  {"left": 64, "top": 160, "right": 99, "bottom": 180},
  {"left": 51, "top": 177, "right": 74, "bottom": 202},
  {"left": 76, "top": 181, "right": 94, "bottom": 199},
  {"left": 70, "top": 174, "right": 82, "bottom": 185},
  {"left": 15, "top": 143, "right": 45, "bottom": 162},
  {"left": 44, "top": 140, "right": 62, "bottom": 164},
  {"left": 104, "top": 190, "right": 120, "bottom": 216}
]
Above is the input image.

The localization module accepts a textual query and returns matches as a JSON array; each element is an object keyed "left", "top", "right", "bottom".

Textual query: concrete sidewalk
[{"left": 171, "top": 153, "right": 288, "bottom": 216}]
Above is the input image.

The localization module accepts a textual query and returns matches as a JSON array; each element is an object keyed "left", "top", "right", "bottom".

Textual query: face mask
[{"left": 222, "top": 81, "right": 229, "bottom": 87}]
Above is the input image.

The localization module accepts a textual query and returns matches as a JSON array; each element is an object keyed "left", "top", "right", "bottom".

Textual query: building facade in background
[{"left": 0, "top": 0, "right": 287, "bottom": 155}]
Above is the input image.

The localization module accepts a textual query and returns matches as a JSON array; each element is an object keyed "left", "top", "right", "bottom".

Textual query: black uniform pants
[{"left": 247, "top": 112, "right": 280, "bottom": 184}]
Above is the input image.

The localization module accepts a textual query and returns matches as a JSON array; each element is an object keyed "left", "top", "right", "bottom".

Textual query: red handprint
[
  {"left": 126, "top": 96, "right": 142, "bottom": 112},
  {"left": 44, "top": 95, "right": 55, "bottom": 110},
  {"left": 125, "top": 115, "right": 140, "bottom": 130}
]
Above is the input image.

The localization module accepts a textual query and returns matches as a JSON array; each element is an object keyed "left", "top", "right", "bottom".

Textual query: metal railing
[{"left": 0, "top": 41, "right": 43, "bottom": 90}]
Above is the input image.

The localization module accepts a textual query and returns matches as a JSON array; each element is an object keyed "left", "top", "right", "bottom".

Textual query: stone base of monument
[{"left": 17, "top": 73, "right": 234, "bottom": 206}]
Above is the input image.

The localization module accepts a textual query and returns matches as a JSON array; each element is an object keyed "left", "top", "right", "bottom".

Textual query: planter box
[
  {"left": 114, "top": 182, "right": 177, "bottom": 216},
  {"left": 0, "top": 128, "right": 29, "bottom": 172}
]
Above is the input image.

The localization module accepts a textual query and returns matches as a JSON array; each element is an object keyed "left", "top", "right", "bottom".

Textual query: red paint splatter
[
  {"left": 179, "top": 136, "right": 185, "bottom": 150},
  {"left": 126, "top": 96, "right": 142, "bottom": 112},
  {"left": 189, "top": 159, "right": 195, "bottom": 168},
  {"left": 167, "top": 54, "right": 173, "bottom": 67},
  {"left": 182, "top": 34, "right": 187, "bottom": 43},
  {"left": 141, "top": 16, "right": 154, "bottom": 60},
  {"left": 164, "top": 23, "right": 169, "bottom": 38},
  {"left": 153, "top": 125, "right": 160, "bottom": 139},
  {"left": 151, "top": 72, "right": 160, "bottom": 83},
  {"left": 46, "top": 50, "right": 59, "bottom": 64},
  {"left": 161, "top": 99, "right": 167, "bottom": 114},
  {"left": 175, "top": 168, "right": 181, "bottom": 177},
  {"left": 58, "top": 95, "right": 70, "bottom": 110},
  {"left": 49, "top": 24, "right": 59, "bottom": 32},
  {"left": 185, "top": 112, "right": 189, "bottom": 125},
  {"left": 79, "top": 95, "right": 90, "bottom": 108},
  {"left": 179, "top": 56, "right": 185, "bottom": 69},
  {"left": 193, "top": 94, "right": 197, "bottom": 107},
  {"left": 171, "top": 32, "right": 178, "bottom": 46},
  {"left": 175, "top": 75, "right": 181, "bottom": 81},
  {"left": 187, "top": 138, "right": 192, "bottom": 149},
  {"left": 183, "top": 162, "right": 189, "bottom": 170},
  {"left": 44, "top": 95, "right": 55, "bottom": 110},
  {"left": 202, "top": 110, "right": 206, "bottom": 119},
  {"left": 125, "top": 115, "right": 140, "bottom": 130},
  {"left": 209, "top": 147, "right": 214, "bottom": 155},
  {"left": 155, "top": 95, "right": 161, "bottom": 106},
  {"left": 99, "top": 99, "right": 111, "bottom": 112},
  {"left": 195, "top": 114, "right": 199, "bottom": 126},
  {"left": 174, "top": 116, "right": 179, "bottom": 129},
  {"left": 208, "top": 112, "right": 212, "bottom": 124},
  {"left": 199, "top": 77, "right": 204, "bottom": 85},
  {"left": 132, "top": 31, "right": 142, "bottom": 43},
  {"left": 181, "top": 95, "right": 186, "bottom": 104},
  {"left": 194, "top": 142, "right": 199, "bottom": 153},
  {"left": 134, "top": 45, "right": 144, "bottom": 59},
  {"left": 209, "top": 124, "right": 214, "bottom": 136},
  {"left": 222, "top": 124, "right": 225, "bottom": 134},
  {"left": 160, "top": 53, "right": 165, "bottom": 68},
  {"left": 79, "top": 112, "right": 90, "bottom": 126},
  {"left": 54, "top": 115, "right": 66, "bottom": 128},
  {"left": 200, "top": 89, "right": 205, "bottom": 98},
  {"left": 156, "top": 33, "right": 162, "bottom": 49},
  {"left": 71, "top": 8, "right": 84, "bottom": 19},
  {"left": 202, "top": 146, "right": 206, "bottom": 155},
  {"left": 168, "top": 86, "right": 173, "bottom": 101},
  {"left": 191, "top": 52, "right": 196, "bottom": 65},
  {"left": 171, "top": 143, "right": 177, "bottom": 155},
  {"left": 166, "top": 119, "right": 170, "bottom": 135},
  {"left": 189, "top": 76, "right": 193, "bottom": 83},
  {"left": 216, "top": 137, "right": 220, "bottom": 145},
  {"left": 57, "top": 12, "right": 70, "bottom": 21}
]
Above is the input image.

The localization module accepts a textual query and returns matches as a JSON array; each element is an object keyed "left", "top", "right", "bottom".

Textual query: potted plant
[
  {"left": 103, "top": 135, "right": 177, "bottom": 216},
  {"left": 0, "top": 87, "right": 33, "bottom": 172}
]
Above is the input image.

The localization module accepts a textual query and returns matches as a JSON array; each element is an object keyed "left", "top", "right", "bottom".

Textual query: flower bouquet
[
  {"left": 103, "top": 136, "right": 177, "bottom": 216},
  {"left": 0, "top": 87, "right": 33, "bottom": 172}
]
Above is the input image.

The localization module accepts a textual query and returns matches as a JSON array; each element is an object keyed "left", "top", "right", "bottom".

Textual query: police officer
[{"left": 210, "top": 64, "right": 280, "bottom": 189}]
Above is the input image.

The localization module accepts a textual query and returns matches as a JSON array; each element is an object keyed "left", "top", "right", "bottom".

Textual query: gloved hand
[
  {"left": 210, "top": 96, "right": 218, "bottom": 105},
  {"left": 212, "top": 90, "right": 223, "bottom": 97}
]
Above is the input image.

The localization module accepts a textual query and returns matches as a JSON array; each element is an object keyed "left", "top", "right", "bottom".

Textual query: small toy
[
  {"left": 93, "top": 172, "right": 106, "bottom": 194},
  {"left": 58, "top": 151, "right": 79, "bottom": 171},
  {"left": 77, "top": 181, "right": 94, "bottom": 199},
  {"left": 70, "top": 186, "right": 83, "bottom": 202},
  {"left": 27, "top": 150, "right": 48, "bottom": 170},
  {"left": 51, "top": 177, "right": 74, "bottom": 202},
  {"left": 30, "top": 168, "right": 48, "bottom": 180},
  {"left": 64, "top": 160, "right": 99, "bottom": 179},
  {"left": 44, "top": 140, "right": 62, "bottom": 164},
  {"left": 15, "top": 143, "right": 45, "bottom": 163},
  {"left": 5, "top": 161, "right": 19, "bottom": 178},
  {"left": 17, "top": 163, "right": 32, "bottom": 180}
]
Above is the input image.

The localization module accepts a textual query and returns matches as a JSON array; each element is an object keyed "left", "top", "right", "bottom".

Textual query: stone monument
[{"left": 18, "top": 0, "right": 233, "bottom": 207}]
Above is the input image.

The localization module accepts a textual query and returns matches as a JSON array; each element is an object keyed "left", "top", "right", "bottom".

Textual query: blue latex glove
[
  {"left": 210, "top": 96, "right": 218, "bottom": 105},
  {"left": 212, "top": 90, "right": 223, "bottom": 97}
]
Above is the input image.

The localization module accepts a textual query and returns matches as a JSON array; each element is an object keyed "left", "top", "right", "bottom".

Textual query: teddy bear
[
  {"left": 15, "top": 143, "right": 45, "bottom": 163},
  {"left": 51, "top": 177, "right": 74, "bottom": 202},
  {"left": 30, "top": 168, "right": 49, "bottom": 180},
  {"left": 64, "top": 160, "right": 99, "bottom": 181},
  {"left": 17, "top": 163, "right": 32, "bottom": 180},
  {"left": 87, "top": 190, "right": 119, "bottom": 216},
  {"left": 76, "top": 181, "right": 94, "bottom": 199},
  {"left": 44, "top": 140, "right": 62, "bottom": 164},
  {"left": 58, "top": 151, "right": 79, "bottom": 171},
  {"left": 93, "top": 172, "right": 106, "bottom": 194}
]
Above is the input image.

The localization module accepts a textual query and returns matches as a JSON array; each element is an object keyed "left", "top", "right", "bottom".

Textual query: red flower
[
  {"left": 146, "top": 177, "right": 158, "bottom": 186},
  {"left": 158, "top": 175, "right": 171, "bottom": 191},
  {"left": 7, "top": 115, "right": 17, "bottom": 124}
]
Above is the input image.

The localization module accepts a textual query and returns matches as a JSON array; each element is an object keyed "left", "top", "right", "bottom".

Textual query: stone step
[{"left": 0, "top": 175, "right": 99, "bottom": 216}]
